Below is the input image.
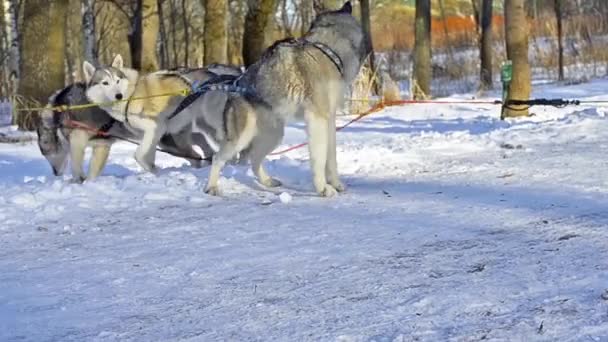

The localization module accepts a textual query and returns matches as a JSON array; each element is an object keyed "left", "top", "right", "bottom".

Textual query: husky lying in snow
[{"left": 176, "top": 1, "right": 370, "bottom": 196}]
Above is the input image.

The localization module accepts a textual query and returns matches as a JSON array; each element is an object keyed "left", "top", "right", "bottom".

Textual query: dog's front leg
[
  {"left": 325, "top": 111, "right": 345, "bottom": 192},
  {"left": 69, "top": 130, "right": 90, "bottom": 183},
  {"left": 134, "top": 119, "right": 164, "bottom": 172},
  {"left": 306, "top": 112, "right": 337, "bottom": 197},
  {"left": 88, "top": 141, "right": 111, "bottom": 180}
]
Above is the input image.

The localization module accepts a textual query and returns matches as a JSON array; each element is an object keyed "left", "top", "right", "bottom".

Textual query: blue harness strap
[{"left": 167, "top": 74, "right": 250, "bottom": 120}]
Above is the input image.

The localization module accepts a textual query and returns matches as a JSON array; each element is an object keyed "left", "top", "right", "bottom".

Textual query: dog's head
[
  {"left": 36, "top": 108, "right": 69, "bottom": 176},
  {"left": 83, "top": 54, "right": 130, "bottom": 105},
  {"left": 308, "top": 2, "right": 370, "bottom": 78}
]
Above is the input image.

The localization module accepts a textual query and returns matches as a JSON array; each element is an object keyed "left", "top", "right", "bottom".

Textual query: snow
[{"left": 2, "top": 79, "right": 608, "bottom": 341}]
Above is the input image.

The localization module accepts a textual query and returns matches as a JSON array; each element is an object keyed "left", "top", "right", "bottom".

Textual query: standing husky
[
  {"left": 83, "top": 55, "right": 211, "bottom": 172},
  {"left": 36, "top": 83, "right": 210, "bottom": 182},
  {"left": 184, "top": 1, "right": 369, "bottom": 196}
]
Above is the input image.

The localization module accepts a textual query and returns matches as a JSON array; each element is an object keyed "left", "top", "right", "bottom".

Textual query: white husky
[{"left": 83, "top": 55, "right": 197, "bottom": 172}]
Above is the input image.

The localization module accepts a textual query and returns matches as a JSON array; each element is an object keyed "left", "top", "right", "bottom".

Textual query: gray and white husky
[
  {"left": 36, "top": 83, "right": 212, "bottom": 182},
  {"left": 185, "top": 1, "right": 370, "bottom": 196},
  {"left": 36, "top": 61, "right": 242, "bottom": 182},
  {"left": 82, "top": 55, "right": 242, "bottom": 173}
]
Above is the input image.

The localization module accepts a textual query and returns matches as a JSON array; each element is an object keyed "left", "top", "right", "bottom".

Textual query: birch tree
[{"left": 82, "top": 0, "right": 98, "bottom": 64}]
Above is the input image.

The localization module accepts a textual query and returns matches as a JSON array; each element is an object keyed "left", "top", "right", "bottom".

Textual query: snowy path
[{"left": 1, "top": 80, "right": 608, "bottom": 341}]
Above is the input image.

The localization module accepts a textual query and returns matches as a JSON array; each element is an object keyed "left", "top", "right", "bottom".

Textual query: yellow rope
[{"left": 14, "top": 88, "right": 191, "bottom": 113}]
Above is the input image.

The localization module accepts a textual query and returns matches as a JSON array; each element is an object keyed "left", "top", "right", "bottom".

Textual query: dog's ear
[
  {"left": 338, "top": 1, "right": 352, "bottom": 14},
  {"left": 111, "top": 54, "right": 124, "bottom": 69},
  {"left": 82, "top": 61, "right": 95, "bottom": 84}
]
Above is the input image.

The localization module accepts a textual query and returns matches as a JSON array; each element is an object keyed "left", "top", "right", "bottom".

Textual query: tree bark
[
  {"left": 128, "top": 0, "right": 143, "bottom": 69},
  {"left": 300, "top": 0, "right": 312, "bottom": 35},
  {"left": 479, "top": 0, "right": 493, "bottom": 90},
  {"left": 359, "top": 0, "right": 378, "bottom": 94},
  {"left": 5, "top": 0, "right": 20, "bottom": 92},
  {"left": 502, "top": 0, "right": 531, "bottom": 118},
  {"left": 242, "top": 0, "right": 276, "bottom": 67},
  {"left": 413, "top": 0, "right": 431, "bottom": 100},
  {"left": 19, "top": 0, "right": 67, "bottom": 128},
  {"left": 313, "top": 0, "right": 337, "bottom": 14},
  {"left": 554, "top": 0, "right": 564, "bottom": 81},
  {"left": 82, "top": 0, "right": 97, "bottom": 64},
  {"left": 203, "top": 0, "right": 228, "bottom": 65},
  {"left": 157, "top": 0, "right": 168, "bottom": 68},
  {"left": 141, "top": 0, "right": 159, "bottom": 72},
  {"left": 181, "top": 0, "right": 189, "bottom": 66}
]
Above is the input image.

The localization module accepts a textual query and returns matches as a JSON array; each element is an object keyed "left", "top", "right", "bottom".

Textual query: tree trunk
[
  {"left": 203, "top": 0, "right": 228, "bottom": 65},
  {"left": 19, "top": 0, "right": 67, "bottom": 129},
  {"left": 502, "top": 0, "right": 531, "bottom": 118},
  {"left": 6, "top": 0, "right": 20, "bottom": 93},
  {"left": 141, "top": 0, "right": 159, "bottom": 72},
  {"left": 128, "top": 0, "right": 143, "bottom": 69},
  {"left": 359, "top": 0, "right": 378, "bottom": 94},
  {"left": 479, "top": 0, "right": 493, "bottom": 90},
  {"left": 413, "top": 0, "right": 431, "bottom": 100},
  {"left": 157, "top": 0, "right": 168, "bottom": 68},
  {"left": 313, "top": 0, "right": 337, "bottom": 14},
  {"left": 554, "top": 0, "right": 564, "bottom": 81},
  {"left": 300, "top": 0, "right": 312, "bottom": 35},
  {"left": 242, "top": 0, "right": 276, "bottom": 67},
  {"left": 438, "top": 0, "right": 454, "bottom": 66},
  {"left": 81, "top": 0, "right": 97, "bottom": 64},
  {"left": 169, "top": 0, "right": 178, "bottom": 66},
  {"left": 181, "top": 0, "right": 189, "bottom": 66}
]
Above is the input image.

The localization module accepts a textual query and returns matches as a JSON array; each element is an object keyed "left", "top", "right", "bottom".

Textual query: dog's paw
[
  {"left": 319, "top": 184, "right": 338, "bottom": 197},
  {"left": 204, "top": 186, "right": 221, "bottom": 196},
  {"left": 330, "top": 180, "right": 346, "bottom": 192},
  {"left": 262, "top": 178, "right": 282, "bottom": 188},
  {"left": 134, "top": 153, "right": 156, "bottom": 173},
  {"left": 69, "top": 176, "right": 85, "bottom": 184}
]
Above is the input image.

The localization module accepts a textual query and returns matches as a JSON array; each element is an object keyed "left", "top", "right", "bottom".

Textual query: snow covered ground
[{"left": 1, "top": 79, "right": 608, "bottom": 341}]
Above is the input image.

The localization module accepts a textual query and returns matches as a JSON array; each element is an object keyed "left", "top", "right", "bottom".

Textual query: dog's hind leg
[
  {"left": 204, "top": 107, "right": 257, "bottom": 196},
  {"left": 306, "top": 112, "right": 337, "bottom": 197},
  {"left": 69, "top": 130, "right": 90, "bottom": 183},
  {"left": 204, "top": 142, "right": 238, "bottom": 196},
  {"left": 88, "top": 142, "right": 111, "bottom": 180},
  {"left": 325, "top": 112, "right": 345, "bottom": 192},
  {"left": 248, "top": 127, "right": 284, "bottom": 188}
]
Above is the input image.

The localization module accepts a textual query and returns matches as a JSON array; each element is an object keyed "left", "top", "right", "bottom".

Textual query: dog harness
[{"left": 307, "top": 41, "right": 345, "bottom": 77}]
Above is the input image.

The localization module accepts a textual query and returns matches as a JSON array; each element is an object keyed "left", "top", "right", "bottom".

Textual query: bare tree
[
  {"left": 554, "top": 0, "right": 564, "bottom": 81},
  {"left": 413, "top": 0, "right": 431, "bottom": 99},
  {"left": 204, "top": 0, "right": 228, "bottom": 64},
  {"left": 242, "top": 0, "right": 276, "bottom": 67},
  {"left": 82, "top": 0, "right": 98, "bottom": 64},
  {"left": 502, "top": 0, "right": 531, "bottom": 118},
  {"left": 479, "top": 0, "right": 493, "bottom": 89}
]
